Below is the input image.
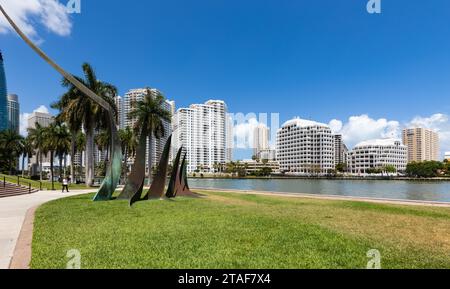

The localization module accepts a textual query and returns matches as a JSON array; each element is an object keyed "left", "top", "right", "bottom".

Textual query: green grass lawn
[
  {"left": 1, "top": 173, "right": 90, "bottom": 191},
  {"left": 31, "top": 191, "right": 450, "bottom": 269}
]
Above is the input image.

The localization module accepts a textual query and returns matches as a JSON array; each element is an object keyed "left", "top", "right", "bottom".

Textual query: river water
[{"left": 189, "top": 178, "right": 450, "bottom": 202}]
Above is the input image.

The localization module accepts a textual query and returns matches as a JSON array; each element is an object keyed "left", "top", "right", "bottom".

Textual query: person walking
[{"left": 62, "top": 177, "right": 70, "bottom": 193}]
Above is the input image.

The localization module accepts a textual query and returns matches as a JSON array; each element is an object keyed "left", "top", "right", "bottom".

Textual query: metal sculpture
[
  {"left": 183, "top": 157, "right": 191, "bottom": 191},
  {"left": 175, "top": 153, "right": 188, "bottom": 197},
  {"left": 95, "top": 113, "right": 123, "bottom": 201},
  {"left": 176, "top": 153, "right": 196, "bottom": 197},
  {"left": 165, "top": 147, "right": 183, "bottom": 198},
  {"left": 118, "top": 128, "right": 147, "bottom": 200},
  {"left": 129, "top": 179, "right": 145, "bottom": 207},
  {"left": 0, "top": 5, "right": 122, "bottom": 201},
  {"left": 145, "top": 135, "right": 172, "bottom": 200}
]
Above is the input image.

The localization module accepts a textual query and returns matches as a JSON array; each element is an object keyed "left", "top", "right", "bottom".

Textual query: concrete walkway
[{"left": 0, "top": 190, "right": 93, "bottom": 269}]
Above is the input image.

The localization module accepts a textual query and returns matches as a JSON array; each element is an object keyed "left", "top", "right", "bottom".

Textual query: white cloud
[
  {"left": 331, "top": 113, "right": 450, "bottom": 158},
  {"left": 19, "top": 113, "right": 30, "bottom": 136},
  {"left": 330, "top": 115, "right": 401, "bottom": 149},
  {"left": 0, "top": 0, "right": 72, "bottom": 41},
  {"left": 407, "top": 113, "right": 448, "bottom": 129},
  {"left": 19, "top": 105, "right": 51, "bottom": 136},
  {"left": 329, "top": 119, "right": 343, "bottom": 134}
]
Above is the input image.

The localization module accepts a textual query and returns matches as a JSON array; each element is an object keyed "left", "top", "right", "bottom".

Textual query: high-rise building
[
  {"left": 72, "top": 152, "right": 84, "bottom": 169},
  {"left": 333, "top": 134, "right": 348, "bottom": 166},
  {"left": 347, "top": 139, "right": 407, "bottom": 174},
  {"left": 27, "top": 111, "right": 54, "bottom": 173},
  {"left": 115, "top": 95, "right": 125, "bottom": 129},
  {"left": 173, "top": 100, "right": 228, "bottom": 173},
  {"left": 253, "top": 123, "right": 270, "bottom": 157},
  {"left": 123, "top": 88, "right": 174, "bottom": 168},
  {"left": 7, "top": 94, "right": 20, "bottom": 134},
  {"left": 258, "top": 149, "right": 277, "bottom": 161},
  {"left": 0, "top": 51, "right": 8, "bottom": 131},
  {"left": 276, "top": 118, "right": 335, "bottom": 175},
  {"left": 87, "top": 95, "right": 125, "bottom": 169},
  {"left": 27, "top": 111, "right": 54, "bottom": 129},
  {"left": 402, "top": 128, "right": 440, "bottom": 162}
]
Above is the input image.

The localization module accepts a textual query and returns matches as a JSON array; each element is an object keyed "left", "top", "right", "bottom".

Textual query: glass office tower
[
  {"left": 0, "top": 51, "right": 8, "bottom": 131},
  {"left": 8, "top": 94, "right": 20, "bottom": 134}
]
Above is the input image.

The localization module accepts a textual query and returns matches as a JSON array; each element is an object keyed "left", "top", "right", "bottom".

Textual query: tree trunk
[
  {"left": 22, "top": 155, "right": 25, "bottom": 178},
  {"left": 28, "top": 156, "right": 31, "bottom": 178},
  {"left": 148, "top": 135, "right": 153, "bottom": 186},
  {"left": 59, "top": 154, "right": 63, "bottom": 180},
  {"left": 123, "top": 147, "right": 128, "bottom": 176},
  {"left": 70, "top": 132, "right": 76, "bottom": 183},
  {"left": 85, "top": 127, "right": 94, "bottom": 187},
  {"left": 64, "top": 154, "right": 67, "bottom": 178},
  {"left": 50, "top": 151, "right": 55, "bottom": 190},
  {"left": 9, "top": 157, "right": 13, "bottom": 175},
  {"left": 39, "top": 150, "right": 43, "bottom": 182}
]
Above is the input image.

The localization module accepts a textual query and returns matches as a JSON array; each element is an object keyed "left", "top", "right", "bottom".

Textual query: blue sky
[{"left": 1, "top": 0, "right": 450, "bottom": 158}]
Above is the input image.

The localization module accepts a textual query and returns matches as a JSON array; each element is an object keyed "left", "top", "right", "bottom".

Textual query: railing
[
  {"left": 1, "top": 175, "right": 42, "bottom": 192},
  {"left": 17, "top": 177, "right": 34, "bottom": 193},
  {"left": 16, "top": 176, "right": 41, "bottom": 191}
]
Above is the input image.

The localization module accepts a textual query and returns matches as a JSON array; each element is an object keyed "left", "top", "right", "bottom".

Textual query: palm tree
[
  {"left": 28, "top": 123, "right": 46, "bottom": 181},
  {"left": 73, "top": 131, "right": 86, "bottom": 182},
  {"left": 53, "top": 123, "right": 71, "bottom": 179},
  {"left": 95, "top": 130, "right": 110, "bottom": 162},
  {"left": 0, "top": 130, "right": 23, "bottom": 175},
  {"left": 128, "top": 88, "right": 171, "bottom": 186},
  {"left": 52, "top": 97, "right": 82, "bottom": 184},
  {"left": 118, "top": 126, "right": 135, "bottom": 175},
  {"left": 21, "top": 137, "right": 34, "bottom": 178},
  {"left": 42, "top": 124, "right": 56, "bottom": 190},
  {"left": 41, "top": 122, "right": 70, "bottom": 189},
  {"left": 213, "top": 162, "right": 220, "bottom": 174},
  {"left": 55, "top": 63, "right": 118, "bottom": 187}
]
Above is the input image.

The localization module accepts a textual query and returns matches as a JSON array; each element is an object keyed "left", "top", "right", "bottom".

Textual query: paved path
[{"left": 0, "top": 190, "right": 93, "bottom": 269}]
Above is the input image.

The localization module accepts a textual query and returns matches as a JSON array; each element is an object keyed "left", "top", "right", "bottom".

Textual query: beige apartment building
[
  {"left": 402, "top": 128, "right": 440, "bottom": 162},
  {"left": 27, "top": 111, "right": 54, "bottom": 175},
  {"left": 253, "top": 123, "right": 270, "bottom": 159}
]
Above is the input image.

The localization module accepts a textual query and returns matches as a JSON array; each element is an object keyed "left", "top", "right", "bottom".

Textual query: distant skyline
[{"left": 1, "top": 0, "right": 450, "bottom": 159}]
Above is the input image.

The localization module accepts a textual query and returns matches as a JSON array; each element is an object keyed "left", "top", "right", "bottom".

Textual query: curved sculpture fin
[
  {"left": 177, "top": 153, "right": 196, "bottom": 197},
  {"left": 129, "top": 179, "right": 145, "bottom": 207},
  {"left": 145, "top": 135, "right": 172, "bottom": 199},
  {"left": 183, "top": 157, "right": 191, "bottom": 191},
  {"left": 165, "top": 147, "right": 183, "bottom": 198},
  {"left": 118, "top": 129, "right": 147, "bottom": 200},
  {"left": 93, "top": 113, "right": 122, "bottom": 201}
]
